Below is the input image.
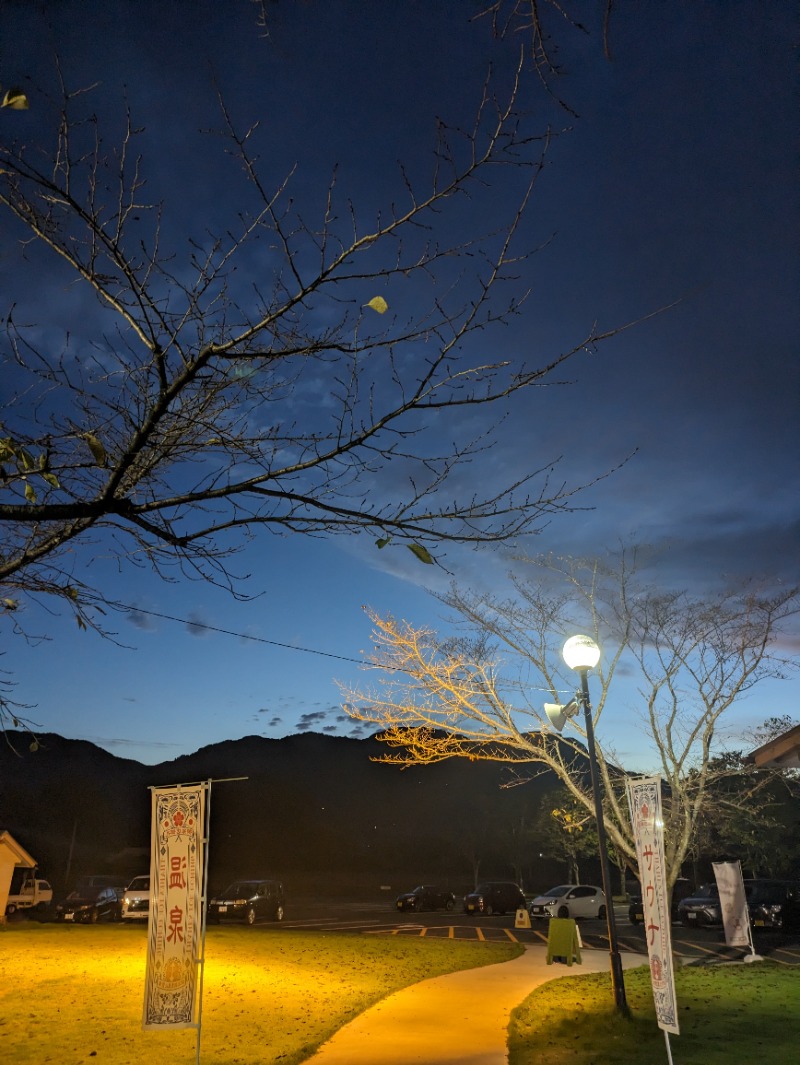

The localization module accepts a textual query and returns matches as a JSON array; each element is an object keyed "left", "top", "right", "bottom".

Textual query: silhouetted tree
[{"left": 0, "top": 6, "right": 629, "bottom": 731}]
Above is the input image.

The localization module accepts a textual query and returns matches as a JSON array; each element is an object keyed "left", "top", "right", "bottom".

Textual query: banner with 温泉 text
[
  {"left": 713, "top": 861, "right": 751, "bottom": 949},
  {"left": 626, "top": 776, "right": 679, "bottom": 1035},
  {"left": 143, "top": 783, "right": 207, "bottom": 1029}
]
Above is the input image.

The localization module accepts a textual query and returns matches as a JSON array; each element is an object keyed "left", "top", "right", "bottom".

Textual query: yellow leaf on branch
[{"left": 2, "top": 88, "right": 29, "bottom": 110}]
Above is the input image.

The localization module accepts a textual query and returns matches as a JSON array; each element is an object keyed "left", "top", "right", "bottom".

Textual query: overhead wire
[
  {"left": 102, "top": 598, "right": 367, "bottom": 667},
  {"left": 100, "top": 597, "right": 567, "bottom": 695}
]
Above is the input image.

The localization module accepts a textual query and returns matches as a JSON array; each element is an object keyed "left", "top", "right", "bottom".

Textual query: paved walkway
[{"left": 307, "top": 945, "right": 645, "bottom": 1064}]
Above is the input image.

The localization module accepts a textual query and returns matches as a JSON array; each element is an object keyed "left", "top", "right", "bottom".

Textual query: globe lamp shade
[{"left": 562, "top": 635, "right": 601, "bottom": 671}]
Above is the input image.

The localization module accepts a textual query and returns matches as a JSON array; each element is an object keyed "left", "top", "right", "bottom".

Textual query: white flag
[{"left": 713, "top": 861, "right": 752, "bottom": 950}]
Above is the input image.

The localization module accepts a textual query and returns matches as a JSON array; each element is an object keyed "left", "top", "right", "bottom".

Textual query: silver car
[{"left": 529, "top": 884, "right": 607, "bottom": 920}]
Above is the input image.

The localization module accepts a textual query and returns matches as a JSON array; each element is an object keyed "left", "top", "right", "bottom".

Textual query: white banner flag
[
  {"left": 713, "top": 861, "right": 751, "bottom": 949},
  {"left": 627, "top": 776, "right": 679, "bottom": 1035},
  {"left": 143, "top": 784, "right": 207, "bottom": 1029}
]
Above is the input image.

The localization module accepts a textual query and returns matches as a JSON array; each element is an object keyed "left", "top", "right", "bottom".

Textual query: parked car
[
  {"left": 207, "top": 879, "right": 285, "bottom": 925},
  {"left": 54, "top": 885, "right": 123, "bottom": 923},
  {"left": 395, "top": 885, "right": 456, "bottom": 912},
  {"left": 121, "top": 874, "right": 151, "bottom": 920},
  {"left": 629, "top": 878, "right": 693, "bottom": 925},
  {"left": 746, "top": 879, "right": 800, "bottom": 932},
  {"left": 677, "top": 882, "right": 721, "bottom": 926},
  {"left": 529, "top": 884, "right": 607, "bottom": 920},
  {"left": 463, "top": 882, "right": 525, "bottom": 916}
]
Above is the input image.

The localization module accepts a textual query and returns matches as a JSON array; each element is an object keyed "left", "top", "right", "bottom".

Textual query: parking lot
[
  {"left": 276, "top": 899, "right": 800, "bottom": 966},
  {"left": 17, "top": 894, "right": 800, "bottom": 967}
]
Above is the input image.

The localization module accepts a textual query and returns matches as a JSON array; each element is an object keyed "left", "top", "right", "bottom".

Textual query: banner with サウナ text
[
  {"left": 143, "top": 783, "right": 207, "bottom": 1029},
  {"left": 713, "top": 860, "right": 752, "bottom": 950},
  {"left": 627, "top": 776, "right": 679, "bottom": 1035}
]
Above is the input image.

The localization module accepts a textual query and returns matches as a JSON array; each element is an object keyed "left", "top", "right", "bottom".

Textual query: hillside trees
[
  {"left": 0, "top": 4, "right": 629, "bottom": 730},
  {"left": 343, "top": 552, "right": 799, "bottom": 888}
]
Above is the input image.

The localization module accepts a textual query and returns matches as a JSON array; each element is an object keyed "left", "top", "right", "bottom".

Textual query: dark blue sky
[{"left": 2, "top": 0, "right": 797, "bottom": 764}]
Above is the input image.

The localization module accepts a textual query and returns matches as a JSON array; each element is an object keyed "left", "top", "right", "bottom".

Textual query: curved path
[{"left": 308, "top": 945, "right": 645, "bottom": 1064}]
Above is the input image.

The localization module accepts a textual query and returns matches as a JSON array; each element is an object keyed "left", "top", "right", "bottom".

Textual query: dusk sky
[{"left": 2, "top": 1, "right": 797, "bottom": 768}]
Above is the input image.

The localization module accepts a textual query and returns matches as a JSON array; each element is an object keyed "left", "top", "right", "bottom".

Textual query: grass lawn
[
  {"left": 508, "top": 960, "right": 800, "bottom": 1065},
  {"left": 0, "top": 921, "right": 521, "bottom": 1065}
]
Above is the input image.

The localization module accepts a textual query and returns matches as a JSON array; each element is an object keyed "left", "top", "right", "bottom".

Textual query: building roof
[
  {"left": 745, "top": 724, "right": 800, "bottom": 770},
  {"left": 0, "top": 830, "right": 36, "bottom": 867}
]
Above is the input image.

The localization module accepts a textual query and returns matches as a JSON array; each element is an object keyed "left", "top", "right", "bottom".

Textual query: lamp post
[{"left": 561, "top": 635, "right": 629, "bottom": 1014}]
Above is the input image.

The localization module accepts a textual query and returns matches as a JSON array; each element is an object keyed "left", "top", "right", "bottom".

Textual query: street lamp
[{"left": 559, "top": 635, "right": 629, "bottom": 1014}]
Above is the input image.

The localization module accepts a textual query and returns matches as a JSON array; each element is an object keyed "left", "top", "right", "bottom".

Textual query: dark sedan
[
  {"left": 395, "top": 885, "right": 456, "bottom": 912},
  {"left": 54, "top": 885, "right": 123, "bottom": 924},
  {"left": 207, "top": 879, "right": 285, "bottom": 925}
]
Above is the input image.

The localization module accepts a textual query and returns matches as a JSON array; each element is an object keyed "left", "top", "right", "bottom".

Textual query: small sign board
[{"left": 546, "top": 917, "right": 581, "bottom": 966}]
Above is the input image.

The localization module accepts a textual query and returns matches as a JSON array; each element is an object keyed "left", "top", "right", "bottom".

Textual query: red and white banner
[
  {"left": 627, "top": 776, "right": 679, "bottom": 1035},
  {"left": 713, "top": 861, "right": 752, "bottom": 950},
  {"left": 143, "top": 784, "right": 207, "bottom": 1029}
]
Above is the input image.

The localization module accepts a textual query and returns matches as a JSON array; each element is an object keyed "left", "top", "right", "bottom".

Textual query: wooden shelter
[{"left": 0, "top": 830, "right": 36, "bottom": 923}]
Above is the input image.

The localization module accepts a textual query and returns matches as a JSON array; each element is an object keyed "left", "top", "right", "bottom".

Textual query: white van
[{"left": 5, "top": 877, "right": 53, "bottom": 915}]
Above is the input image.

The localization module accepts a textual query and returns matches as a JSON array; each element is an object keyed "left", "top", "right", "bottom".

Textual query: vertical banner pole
[
  {"left": 664, "top": 1030, "right": 674, "bottom": 1065},
  {"left": 626, "top": 776, "right": 680, "bottom": 1042},
  {"left": 195, "top": 779, "right": 213, "bottom": 1065},
  {"left": 143, "top": 776, "right": 246, "bottom": 1054},
  {"left": 143, "top": 783, "right": 207, "bottom": 1031},
  {"left": 713, "top": 860, "right": 761, "bottom": 960}
]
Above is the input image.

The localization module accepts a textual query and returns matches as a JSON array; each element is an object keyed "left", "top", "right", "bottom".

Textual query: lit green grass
[
  {"left": 0, "top": 922, "right": 521, "bottom": 1065},
  {"left": 508, "top": 961, "right": 800, "bottom": 1065}
]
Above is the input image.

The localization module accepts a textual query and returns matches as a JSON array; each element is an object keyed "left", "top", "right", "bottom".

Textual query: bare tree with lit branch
[{"left": 343, "top": 552, "right": 799, "bottom": 888}]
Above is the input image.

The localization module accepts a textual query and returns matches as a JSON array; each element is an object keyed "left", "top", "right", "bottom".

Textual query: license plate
[
  {"left": 467, "top": 904, "right": 475, "bottom": 912},
  {"left": 218, "top": 905, "right": 227, "bottom": 913},
  {"left": 687, "top": 913, "right": 696, "bottom": 920},
  {"left": 755, "top": 920, "right": 765, "bottom": 926},
  {"left": 64, "top": 913, "right": 74, "bottom": 921}
]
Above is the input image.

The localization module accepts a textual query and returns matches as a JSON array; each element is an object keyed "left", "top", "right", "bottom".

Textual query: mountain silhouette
[{"left": 1, "top": 730, "right": 582, "bottom": 899}]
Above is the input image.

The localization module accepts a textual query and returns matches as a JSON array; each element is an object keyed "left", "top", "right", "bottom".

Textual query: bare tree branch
[{"left": 0, "top": 59, "right": 633, "bottom": 632}]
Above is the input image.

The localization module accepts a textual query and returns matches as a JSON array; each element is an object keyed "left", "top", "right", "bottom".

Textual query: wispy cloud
[{"left": 127, "top": 607, "right": 157, "bottom": 631}]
